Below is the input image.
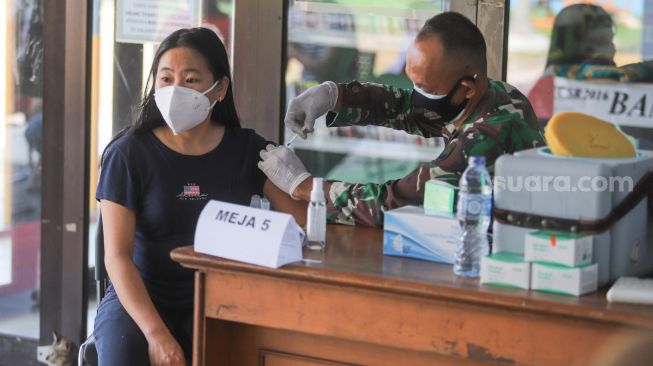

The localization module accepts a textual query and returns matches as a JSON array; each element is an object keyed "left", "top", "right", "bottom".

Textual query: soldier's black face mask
[{"left": 411, "top": 74, "right": 477, "bottom": 125}]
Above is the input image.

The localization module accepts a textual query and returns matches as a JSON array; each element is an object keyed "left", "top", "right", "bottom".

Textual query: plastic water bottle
[{"left": 454, "top": 156, "right": 492, "bottom": 277}]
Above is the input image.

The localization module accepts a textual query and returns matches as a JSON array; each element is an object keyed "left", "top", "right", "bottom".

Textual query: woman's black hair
[{"left": 101, "top": 27, "right": 239, "bottom": 166}]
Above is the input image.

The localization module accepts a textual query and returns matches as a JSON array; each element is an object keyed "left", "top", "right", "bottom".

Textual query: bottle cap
[
  {"left": 310, "top": 177, "right": 325, "bottom": 201},
  {"left": 468, "top": 156, "right": 486, "bottom": 166}
]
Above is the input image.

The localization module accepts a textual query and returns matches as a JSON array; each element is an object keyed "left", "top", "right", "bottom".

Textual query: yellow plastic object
[{"left": 545, "top": 112, "right": 636, "bottom": 158}]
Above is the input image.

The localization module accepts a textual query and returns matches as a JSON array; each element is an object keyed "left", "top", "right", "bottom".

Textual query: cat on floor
[{"left": 39, "top": 330, "right": 76, "bottom": 366}]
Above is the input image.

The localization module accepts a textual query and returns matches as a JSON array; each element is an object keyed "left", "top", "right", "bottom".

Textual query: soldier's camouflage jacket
[{"left": 323, "top": 80, "right": 545, "bottom": 227}]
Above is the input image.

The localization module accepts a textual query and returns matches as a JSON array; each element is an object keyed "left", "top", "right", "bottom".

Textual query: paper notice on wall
[
  {"left": 553, "top": 77, "right": 653, "bottom": 128},
  {"left": 116, "top": 0, "right": 200, "bottom": 44}
]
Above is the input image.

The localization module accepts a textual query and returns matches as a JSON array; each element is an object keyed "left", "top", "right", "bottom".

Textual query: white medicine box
[
  {"left": 524, "top": 231, "right": 593, "bottom": 267},
  {"left": 480, "top": 252, "right": 531, "bottom": 290},
  {"left": 531, "top": 262, "right": 599, "bottom": 296}
]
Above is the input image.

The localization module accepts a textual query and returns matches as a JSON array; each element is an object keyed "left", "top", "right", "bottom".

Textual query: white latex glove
[
  {"left": 285, "top": 81, "right": 338, "bottom": 139},
  {"left": 258, "top": 144, "right": 311, "bottom": 198}
]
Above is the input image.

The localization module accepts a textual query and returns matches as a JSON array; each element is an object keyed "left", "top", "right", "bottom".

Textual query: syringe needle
[{"left": 286, "top": 133, "right": 300, "bottom": 147}]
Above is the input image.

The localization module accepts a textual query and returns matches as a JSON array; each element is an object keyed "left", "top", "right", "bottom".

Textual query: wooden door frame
[
  {"left": 232, "top": 0, "right": 286, "bottom": 143},
  {"left": 451, "top": 0, "right": 509, "bottom": 81},
  {"left": 40, "top": 0, "right": 90, "bottom": 349},
  {"left": 0, "top": 0, "right": 90, "bottom": 364}
]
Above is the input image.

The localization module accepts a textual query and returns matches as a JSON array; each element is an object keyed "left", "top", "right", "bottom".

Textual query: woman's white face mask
[{"left": 154, "top": 81, "right": 219, "bottom": 134}]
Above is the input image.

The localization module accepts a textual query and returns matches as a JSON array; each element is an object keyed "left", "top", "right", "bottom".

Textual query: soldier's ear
[{"left": 461, "top": 78, "right": 477, "bottom": 100}]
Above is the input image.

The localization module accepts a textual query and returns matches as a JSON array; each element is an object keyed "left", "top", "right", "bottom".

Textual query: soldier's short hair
[{"left": 418, "top": 12, "right": 487, "bottom": 75}]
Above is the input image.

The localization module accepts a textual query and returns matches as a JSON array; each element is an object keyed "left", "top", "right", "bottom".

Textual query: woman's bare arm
[
  {"left": 263, "top": 179, "right": 307, "bottom": 225},
  {"left": 100, "top": 200, "right": 185, "bottom": 365}
]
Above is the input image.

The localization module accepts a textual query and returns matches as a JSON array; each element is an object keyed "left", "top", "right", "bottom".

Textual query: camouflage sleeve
[
  {"left": 559, "top": 60, "right": 653, "bottom": 82},
  {"left": 324, "top": 124, "right": 508, "bottom": 227},
  {"left": 324, "top": 81, "right": 443, "bottom": 138},
  {"left": 324, "top": 87, "right": 545, "bottom": 228},
  {"left": 614, "top": 61, "right": 653, "bottom": 82}
]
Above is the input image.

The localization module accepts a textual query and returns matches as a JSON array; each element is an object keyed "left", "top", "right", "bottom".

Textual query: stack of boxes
[
  {"left": 385, "top": 178, "right": 600, "bottom": 296},
  {"left": 481, "top": 231, "right": 599, "bottom": 296}
]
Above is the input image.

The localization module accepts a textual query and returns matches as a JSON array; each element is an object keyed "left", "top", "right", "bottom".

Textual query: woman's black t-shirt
[{"left": 96, "top": 127, "right": 268, "bottom": 309}]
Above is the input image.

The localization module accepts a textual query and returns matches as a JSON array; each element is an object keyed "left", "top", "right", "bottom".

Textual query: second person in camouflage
[{"left": 259, "top": 12, "right": 545, "bottom": 227}]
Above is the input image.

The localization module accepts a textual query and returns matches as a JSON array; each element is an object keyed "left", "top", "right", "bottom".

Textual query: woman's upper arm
[
  {"left": 100, "top": 199, "right": 136, "bottom": 265},
  {"left": 263, "top": 179, "right": 307, "bottom": 226}
]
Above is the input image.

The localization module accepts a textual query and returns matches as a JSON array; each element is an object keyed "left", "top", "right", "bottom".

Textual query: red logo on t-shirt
[
  {"left": 178, "top": 183, "right": 208, "bottom": 201},
  {"left": 183, "top": 185, "right": 200, "bottom": 197}
]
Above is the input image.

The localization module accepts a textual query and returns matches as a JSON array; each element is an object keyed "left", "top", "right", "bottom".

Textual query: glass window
[
  {"left": 86, "top": 0, "right": 234, "bottom": 335},
  {"left": 285, "top": 0, "right": 445, "bottom": 184},
  {"left": 0, "top": 0, "right": 43, "bottom": 339},
  {"left": 507, "top": 0, "right": 653, "bottom": 144}
]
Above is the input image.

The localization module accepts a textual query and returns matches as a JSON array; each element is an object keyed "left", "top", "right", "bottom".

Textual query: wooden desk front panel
[
  {"left": 208, "top": 320, "right": 485, "bottom": 366},
  {"left": 172, "top": 226, "right": 653, "bottom": 366},
  {"left": 197, "top": 269, "right": 621, "bottom": 365}
]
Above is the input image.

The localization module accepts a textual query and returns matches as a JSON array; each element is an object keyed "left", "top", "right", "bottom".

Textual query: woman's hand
[{"left": 147, "top": 329, "right": 187, "bottom": 366}]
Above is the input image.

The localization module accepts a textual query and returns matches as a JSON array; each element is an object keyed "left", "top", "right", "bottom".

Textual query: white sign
[
  {"left": 116, "top": 0, "right": 200, "bottom": 44},
  {"left": 554, "top": 77, "right": 653, "bottom": 128},
  {"left": 194, "top": 200, "right": 305, "bottom": 269}
]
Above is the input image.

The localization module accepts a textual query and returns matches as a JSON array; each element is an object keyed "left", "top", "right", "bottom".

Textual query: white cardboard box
[
  {"left": 383, "top": 205, "right": 460, "bottom": 264},
  {"left": 480, "top": 252, "right": 531, "bottom": 290},
  {"left": 525, "top": 231, "right": 593, "bottom": 267},
  {"left": 531, "top": 262, "right": 599, "bottom": 296}
]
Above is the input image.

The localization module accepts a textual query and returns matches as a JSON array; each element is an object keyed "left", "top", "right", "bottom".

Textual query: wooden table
[{"left": 171, "top": 225, "right": 653, "bottom": 366}]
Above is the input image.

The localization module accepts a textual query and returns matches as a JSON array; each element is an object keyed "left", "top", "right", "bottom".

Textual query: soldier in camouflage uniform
[
  {"left": 544, "top": 3, "right": 653, "bottom": 82},
  {"left": 259, "top": 12, "right": 545, "bottom": 227},
  {"left": 530, "top": 3, "right": 653, "bottom": 124}
]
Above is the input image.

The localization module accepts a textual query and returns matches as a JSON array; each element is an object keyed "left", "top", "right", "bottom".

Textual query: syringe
[{"left": 285, "top": 133, "right": 300, "bottom": 147}]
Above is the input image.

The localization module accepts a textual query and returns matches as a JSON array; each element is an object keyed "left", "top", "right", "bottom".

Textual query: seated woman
[{"left": 94, "top": 27, "right": 305, "bottom": 366}]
